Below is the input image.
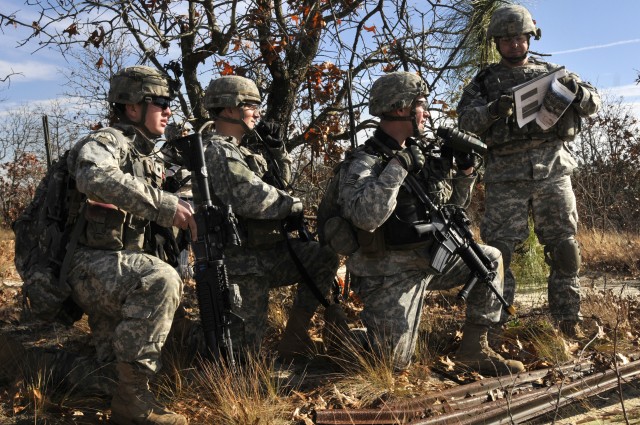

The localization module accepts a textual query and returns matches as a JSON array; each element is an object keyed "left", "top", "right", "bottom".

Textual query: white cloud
[
  {"left": 0, "top": 60, "right": 59, "bottom": 82},
  {"left": 549, "top": 39, "right": 640, "bottom": 55},
  {"left": 601, "top": 84, "right": 640, "bottom": 100}
]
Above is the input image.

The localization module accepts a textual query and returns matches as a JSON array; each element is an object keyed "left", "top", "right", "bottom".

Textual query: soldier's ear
[{"left": 125, "top": 103, "right": 141, "bottom": 121}]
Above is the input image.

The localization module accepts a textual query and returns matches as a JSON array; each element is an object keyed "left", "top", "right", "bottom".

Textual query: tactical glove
[
  {"left": 396, "top": 145, "right": 426, "bottom": 173},
  {"left": 289, "top": 197, "right": 303, "bottom": 216},
  {"left": 441, "top": 145, "right": 476, "bottom": 170},
  {"left": 488, "top": 95, "right": 514, "bottom": 119},
  {"left": 454, "top": 151, "right": 476, "bottom": 170},
  {"left": 256, "top": 120, "right": 284, "bottom": 148},
  {"left": 558, "top": 75, "right": 581, "bottom": 100}
]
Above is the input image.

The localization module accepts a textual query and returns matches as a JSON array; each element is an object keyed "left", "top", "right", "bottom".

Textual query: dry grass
[
  {"left": 578, "top": 227, "right": 640, "bottom": 275},
  {"left": 325, "top": 327, "right": 397, "bottom": 407},
  {"left": 183, "top": 352, "right": 295, "bottom": 425}
]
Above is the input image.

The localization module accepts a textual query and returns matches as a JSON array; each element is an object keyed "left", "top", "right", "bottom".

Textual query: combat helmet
[
  {"left": 369, "top": 72, "right": 429, "bottom": 117},
  {"left": 204, "top": 76, "right": 261, "bottom": 111},
  {"left": 487, "top": 5, "right": 541, "bottom": 40},
  {"left": 108, "top": 65, "right": 178, "bottom": 104}
]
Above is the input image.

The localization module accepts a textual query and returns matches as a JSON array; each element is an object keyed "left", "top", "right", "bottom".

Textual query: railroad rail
[{"left": 315, "top": 358, "right": 640, "bottom": 424}]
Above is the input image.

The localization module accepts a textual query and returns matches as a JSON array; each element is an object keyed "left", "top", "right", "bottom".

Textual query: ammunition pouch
[
  {"left": 323, "top": 216, "right": 359, "bottom": 256},
  {"left": 244, "top": 218, "right": 285, "bottom": 249},
  {"left": 81, "top": 201, "right": 148, "bottom": 251}
]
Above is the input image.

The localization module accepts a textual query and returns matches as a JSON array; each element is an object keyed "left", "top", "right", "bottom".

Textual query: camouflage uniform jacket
[
  {"left": 341, "top": 128, "right": 475, "bottom": 276},
  {"left": 201, "top": 132, "right": 296, "bottom": 247},
  {"left": 457, "top": 57, "right": 600, "bottom": 182},
  {"left": 67, "top": 123, "right": 179, "bottom": 250}
]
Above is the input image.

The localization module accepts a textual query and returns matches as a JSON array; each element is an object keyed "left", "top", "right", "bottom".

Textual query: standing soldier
[
  {"left": 456, "top": 5, "right": 601, "bottom": 337},
  {"left": 199, "top": 75, "right": 342, "bottom": 360},
  {"left": 338, "top": 71, "right": 524, "bottom": 376},
  {"left": 67, "top": 66, "right": 195, "bottom": 424}
]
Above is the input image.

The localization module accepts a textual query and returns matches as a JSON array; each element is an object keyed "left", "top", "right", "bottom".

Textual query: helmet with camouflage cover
[
  {"left": 487, "top": 5, "right": 541, "bottom": 40},
  {"left": 204, "top": 76, "right": 261, "bottom": 111},
  {"left": 108, "top": 65, "right": 177, "bottom": 104},
  {"left": 369, "top": 72, "right": 429, "bottom": 117}
]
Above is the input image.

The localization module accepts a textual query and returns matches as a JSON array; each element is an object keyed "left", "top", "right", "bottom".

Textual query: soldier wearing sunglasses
[{"left": 64, "top": 65, "right": 195, "bottom": 425}]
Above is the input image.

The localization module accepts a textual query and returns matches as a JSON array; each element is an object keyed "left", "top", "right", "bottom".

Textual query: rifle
[
  {"left": 42, "top": 115, "right": 53, "bottom": 170},
  {"left": 169, "top": 122, "right": 242, "bottom": 365},
  {"left": 252, "top": 124, "right": 331, "bottom": 308},
  {"left": 369, "top": 129, "right": 515, "bottom": 316}
]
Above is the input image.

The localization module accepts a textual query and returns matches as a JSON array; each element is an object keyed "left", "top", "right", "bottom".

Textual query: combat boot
[
  {"left": 455, "top": 324, "right": 525, "bottom": 376},
  {"left": 323, "top": 303, "right": 352, "bottom": 355},
  {"left": 559, "top": 320, "right": 585, "bottom": 340},
  {"left": 111, "top": 362, "right": 187, "bottom": 425},
  {"left": 277, "top": 307, "right": 317, "bottom": 361}
]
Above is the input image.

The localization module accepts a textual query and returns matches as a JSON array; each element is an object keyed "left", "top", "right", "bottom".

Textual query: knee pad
[
  {"left": 545, "top": 238, "right": 581, "bottom": 276},
  {"left": 487, "top": 240, "right": 513, "bottom": 269}
]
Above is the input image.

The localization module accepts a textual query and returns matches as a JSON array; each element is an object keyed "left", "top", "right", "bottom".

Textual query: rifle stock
[{"left": 170, "top": 124, "right": 242, "bottom": 364}]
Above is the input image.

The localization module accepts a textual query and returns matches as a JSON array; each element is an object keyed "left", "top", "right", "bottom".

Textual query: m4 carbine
[{"left": 169, "top": 123, "right": 242, "bottom": 365}]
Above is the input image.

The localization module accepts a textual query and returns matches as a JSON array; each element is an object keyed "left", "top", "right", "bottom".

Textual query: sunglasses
[
  {"left": 146, "top": 96, "right": 172, "bottom": 110},
  {"left": 241, "top": 103, "right": 262, "bottom": 112}
]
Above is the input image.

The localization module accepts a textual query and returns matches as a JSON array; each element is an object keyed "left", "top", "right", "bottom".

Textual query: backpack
[
  {"left": 12, "top": 149, "right": 85, "bottom": 325},
  {"left": 317, "top": 153, "right": 362, "bottom": 256}
]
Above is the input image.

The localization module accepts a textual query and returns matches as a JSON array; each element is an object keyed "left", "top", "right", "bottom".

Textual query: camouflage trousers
[
  {"left": 481, "top": 175, "right": 581, "bottom": 322},
  {"left": 350, "top": 244, "right": 503, "bottom": 371},
  {"left": 67, "top": 247, "right": 183, "bottom": 374},
  {"left": 224, "top": 239, "right": 339, "bottom": 352}
]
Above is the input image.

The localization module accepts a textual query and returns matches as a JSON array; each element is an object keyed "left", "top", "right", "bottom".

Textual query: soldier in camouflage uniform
[
  {"left": 338, "top": 72, "right": 524, "bottom": 375},
  {"left": 66, "top": 66, "right": 195, "bottom": 425},
  {"left": 199, "top": 75, "right": 341, "bottom": 360},
  {"left": 456, "top": 5, "right": 601, "bottom": 337}
]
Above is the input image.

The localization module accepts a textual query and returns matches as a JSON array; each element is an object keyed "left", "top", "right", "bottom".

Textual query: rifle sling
[{"left": 280, "top": 223, "right": 330, "bottom": 308}]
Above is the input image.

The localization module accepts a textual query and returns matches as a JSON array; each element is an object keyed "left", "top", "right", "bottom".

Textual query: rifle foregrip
[{"left": 194, "top": 260, "right": 234, "bottom": 363}]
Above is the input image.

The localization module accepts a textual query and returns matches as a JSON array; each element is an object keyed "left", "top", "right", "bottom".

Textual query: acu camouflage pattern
[
  {"left": 369, "top": 72, "right": 429, "bottom": 117},
  {"left": 200, "top": 133, "right": 338, "bottom": 351},
  {"left": 66, "top": 124, "right": 183, "bottom": 373},
  {"left": 486, "top": 4, "right": 538, "bottom": 39},
  {"left": 457, "top": 57, "right": 601, "bottom": 323},
  {"left": 203, "top": 75, "right": 262, "bottom": 111},
  {"left": 108, "top": 65, "right": 176, "bottom": 105},
  {"left": 340, "top": 129, "right": 504, "bottom": 371}
]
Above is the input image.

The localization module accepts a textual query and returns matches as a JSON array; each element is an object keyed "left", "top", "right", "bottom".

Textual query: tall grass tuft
[
  {"left": 188, "top": 352, "right": 295, "bottom": 425},
  {"left": 326, "top": 328, "right": 397, "bottom": 407}
]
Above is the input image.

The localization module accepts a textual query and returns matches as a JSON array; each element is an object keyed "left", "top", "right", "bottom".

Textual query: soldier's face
[
  {"left": 240, "top": 103, "right": 262, "bottom": 130},
  {"left": 497, "top": 34, "right": 529, "bottom": 62},
  {"left": 144, "top": 98, "right": 172, "bottom": 136},
  {"left": 414, "top": 97, "right": 429, "bottom": 132}
]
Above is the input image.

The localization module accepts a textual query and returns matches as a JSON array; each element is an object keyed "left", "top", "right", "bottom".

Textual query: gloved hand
[
  {"left": 558, "top": 75, "right": 580, "bottom": 96},
  {"left": 289, "top": 197, "right": 303, "bottom": 216},
  {"left": 487, "top": 94, "right": 514, "bottom": 119},
  {"left": 454, "top": 151, "right": 476, "bottom": 170},
  {"left": 441, "top": 145, "right": 476, "bottom": 170},
  {"left": 395, "top": 145, "right": 426, "bottom": 173},
  {"left": 255, "top": 120, "right": 284, "bottom": 148}
]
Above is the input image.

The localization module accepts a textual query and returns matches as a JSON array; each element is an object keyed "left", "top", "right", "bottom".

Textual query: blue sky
[{"left": 1, "top": 0, "right": 639, "bottom": 116}]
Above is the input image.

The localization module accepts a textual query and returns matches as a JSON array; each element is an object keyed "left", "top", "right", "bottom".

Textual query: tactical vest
[
  {"left": 80, "top": 128, "right": 164, "bottom": 252},
  {"left": 479, "top": 58, "right": 581, "bottom": 153},
  {"left": 359, "top": 138, "right": 446, "bottom": 251},
  {"left": 234, "top": 144, "right": 286, "bottom": 248}
]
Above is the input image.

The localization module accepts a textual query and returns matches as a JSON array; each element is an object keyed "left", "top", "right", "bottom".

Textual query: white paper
[
  {"left": 512, "top": 67, "right": 568, "bottom": 128},
  {"left": 535, "top": 78, "right": 576, "bottom": 130}
]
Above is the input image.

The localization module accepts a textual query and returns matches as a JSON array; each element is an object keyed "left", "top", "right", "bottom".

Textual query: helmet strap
[{"left": 215, "top": 109, "right": 254, "bottom": 138}]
